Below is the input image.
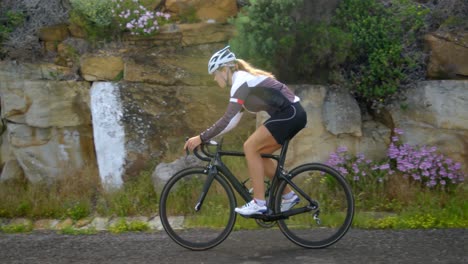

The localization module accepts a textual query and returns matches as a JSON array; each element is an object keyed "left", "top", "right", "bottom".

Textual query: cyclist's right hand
[{"left": 184, "top": 135, "right": 202, "bottom": 152}]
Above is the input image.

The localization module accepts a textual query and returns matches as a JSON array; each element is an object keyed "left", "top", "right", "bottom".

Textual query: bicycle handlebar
[{"left": 186, "top": 138, "right": 219, "bottom": 162}]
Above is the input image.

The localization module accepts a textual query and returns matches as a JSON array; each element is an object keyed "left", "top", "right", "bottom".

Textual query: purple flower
[
  {"left": 337, "top": 146, "right": 348, "bottom": 153},
  {"left": 338, "top": 167, "right": 348, "bottom": 175},
  {"left": 394, "top": 128, "right": 404, "bottom": 135},
  {"left": 379, "top": 164, "right": 390, "bottom": 170},
  {"left": 352, "top": 164, "right": 360, "bottom": 173}
]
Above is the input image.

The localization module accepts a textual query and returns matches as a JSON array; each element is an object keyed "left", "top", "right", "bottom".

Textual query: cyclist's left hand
[{"left": 184, "top": 136, "right": 202, "bottom": 152}]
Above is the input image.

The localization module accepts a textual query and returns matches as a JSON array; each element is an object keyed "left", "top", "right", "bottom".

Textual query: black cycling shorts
[{"left": 264, "top": 102, "right": 307, "bottom": 145}]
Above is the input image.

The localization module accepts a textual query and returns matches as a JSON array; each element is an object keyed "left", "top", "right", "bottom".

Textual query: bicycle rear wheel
[
  {"left": 159, "top": 168, "right": 236, "bottom": 250},
  {"left": 275, "top": 163, "right": 354, "bottom": 248}
]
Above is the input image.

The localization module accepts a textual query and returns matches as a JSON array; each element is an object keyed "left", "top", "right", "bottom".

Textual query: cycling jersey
[{"left": 200, "top": 70, "right": 301, "bottom": 143}]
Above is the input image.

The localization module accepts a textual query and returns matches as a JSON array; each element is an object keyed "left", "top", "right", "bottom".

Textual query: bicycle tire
[
  {"left": 159, "top": 167, "right": 237, "bottom": 250},
  {"left": 274, "top": 163, "right": 354, "bottom": 249}
]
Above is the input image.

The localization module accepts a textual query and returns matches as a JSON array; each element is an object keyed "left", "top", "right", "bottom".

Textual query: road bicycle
[{"left": 159, "top": 138, "right": 354, "bottom": 251}]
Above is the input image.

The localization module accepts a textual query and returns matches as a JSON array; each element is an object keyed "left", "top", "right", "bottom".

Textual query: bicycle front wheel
[
  {"left": 275, "top": 163, "right": 354, "bottom": 249},
  {"left": 159, "top": 168, "right": 237, "bottom": 250}
]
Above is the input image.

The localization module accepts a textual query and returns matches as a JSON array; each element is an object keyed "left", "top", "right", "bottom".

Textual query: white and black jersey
[{"left": 200, "top": 70, "right": 302, "bottom": 143}]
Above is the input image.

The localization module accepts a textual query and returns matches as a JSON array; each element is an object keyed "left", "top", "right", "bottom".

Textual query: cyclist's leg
[
  {"left": 261, "top": 150, "right": 292, "bottom": 195},
  {"left": 244, "top": 125, "right": 280, "bottom": 201}
]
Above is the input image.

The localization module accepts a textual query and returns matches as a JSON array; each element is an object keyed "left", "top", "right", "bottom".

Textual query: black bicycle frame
[{"left": 195, "top": 139, "right": 318, "bottom": 218}]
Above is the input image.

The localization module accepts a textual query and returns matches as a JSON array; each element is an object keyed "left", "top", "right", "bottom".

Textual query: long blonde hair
[{"left": 234, "top": 59, "right": 275, "bottom": 79}]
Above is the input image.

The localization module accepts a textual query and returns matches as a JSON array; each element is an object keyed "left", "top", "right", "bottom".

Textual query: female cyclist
[{"left": 184, "top": 46, "right": 307, "bottom": 216}]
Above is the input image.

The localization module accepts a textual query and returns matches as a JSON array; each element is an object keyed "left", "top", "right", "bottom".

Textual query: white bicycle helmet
[{"left": 208, "top": 46, "right": 236, "bottom": 74}]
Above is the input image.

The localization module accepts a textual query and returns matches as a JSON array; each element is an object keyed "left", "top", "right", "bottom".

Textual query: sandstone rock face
[
  {"left": 90, "top": 81, "right": 229, "bottom": 188},
  {"left": 1, "top": 81, "right": 91, "bottom": 128},
  {"left": 322, "top": 86, "right": 362, "bottom": 137},
  {"left": 124, "top": 44, "right": 225, "bottom": 86},
  {"left": 2, "top": 11, "right": 468, "bottom": 188},
  {"left": 152, "top": 155, "right": 204, "bottom": 192},
  {"left": 0, "top": 61, "right": 74, "bottom": 81},
  {"left": 38, "top": 24, "right": 70, "bottom": 42},
  {"left": 80, "top": 55, "right": 124, "bottom": 81},
  {"left": 178, "top": 23, "right": 235, "bottom": 46},
  {"left": 165, "top": 0, "right": 237, "bottom": 23},
  {"left": 0, "top": 159, "right": 23, "bottom": 182},
  {"left": 386, "top": 80, "right": 468, "bottom": 172},
  {"left": 258, "top": 85, "right": 391, "bottom": 169},
  {"left": 425, "top": 32, "right": 468, "bottom": 79},
  {"left": 0, "top": 78, "right": 96, "bottom": 184}
]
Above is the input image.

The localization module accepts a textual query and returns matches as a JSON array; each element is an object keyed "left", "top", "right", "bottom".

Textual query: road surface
[{"left": 0, "top": 229, "right": 466, "bottom": 264}]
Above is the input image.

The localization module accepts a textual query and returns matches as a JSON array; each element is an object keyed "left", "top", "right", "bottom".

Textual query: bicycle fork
[{"left": 194, "top": 165, "right": 217, "bottom": 212}]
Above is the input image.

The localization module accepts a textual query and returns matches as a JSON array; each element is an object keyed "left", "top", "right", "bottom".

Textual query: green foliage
[
  {"left": 334, "top": 0, "right": 429, "bottom": 102},
  {"left": 1, "top": 222, "right": 33, "bottom": 233},
  {"left": 70, "top": 0, "right": 114, "bottom": 27},
  {"left": 109, "top": 218, "right": 149, "bottom": 233},
  {"left": 0, "top": 10, "right": 24, "bottom": 57},
  {"left": 230, "top": 0, "right": 429, "bottom": 103},
  {"left": 96, "top": 169, "right": 159, "bottom": 216},
  {"left": 69, "top": 0, "right": 116, "bottom": 41},
  {"left": 65, "top": 202, "right": 91, "bottom": 221},
  {"left": 69, "top": 10, "right": 112, "bottom": 41},
  {"left": 58, "top": 226, "right": 98, "bottom": 235},
  {"left": 229, "top": 0, "right": 302, "bottom": 79}
]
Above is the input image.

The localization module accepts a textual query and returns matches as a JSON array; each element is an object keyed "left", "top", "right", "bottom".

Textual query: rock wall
[
  {"left": 0, "top": 1, "right": 467, "bottom": 189},
  {"left": 0, "top": 76, "right": 95, "bottom": 184}
]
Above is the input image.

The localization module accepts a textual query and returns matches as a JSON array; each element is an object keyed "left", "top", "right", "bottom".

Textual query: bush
[
  {"left": 70, "top": 0, "right": 114, "bottom": 27},
  {"left": 230, "top": 0, "right": 430, "bottom": 105},
  {"left": 334, "top": 0, "right": 429, "bottom": 104},
  {"left": 229, "top": 0, "right": 303, "bottom": 80},
  {"left": 69, "top": 0, "right": 116, "bottom": 41},
  {"left": 109, "top": 218, "right": 149, "bottom": 233}
]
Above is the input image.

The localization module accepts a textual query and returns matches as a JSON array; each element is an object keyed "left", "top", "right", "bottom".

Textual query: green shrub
[
  {"left": 70, "top": 0, "right": 114, "bottom": 27},
  {"left": 1, "top": 222, "right": 33, "bottom": 233},
  {"left": 0, "top": 10, "right": 24, "bottom": 57},
  {"left": 292, "top": 22, "right": 352, "bottom": 83},
  {"left": 59, "top": 226, "right": 98, "bottom": 235},
  {"left": 65, "top": 202, "right": 91, "bottom": 221},
  {"left": 69, "top": 0, "right": 116, "bottom": 41},
  {"left": 96, "top": 169, "right": 159, "bottom": 216},
  {"left": 334, "top": 0, "right": 429, "bottom": 103},
  {"left": 229, "top": 0, "right": 303, "bottom": 80},
  {"left": 109, "top": 218, "right": 149, "bottom": 233},
  {"left": 230, "top": 0, "right": 429, "bottom": 104}
]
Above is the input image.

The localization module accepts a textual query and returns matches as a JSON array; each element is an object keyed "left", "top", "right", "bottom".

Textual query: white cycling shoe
[{"left": 234, "top": 200, "right": 267, "bottom": 216}]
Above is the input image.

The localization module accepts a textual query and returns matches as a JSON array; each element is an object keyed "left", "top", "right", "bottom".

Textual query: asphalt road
[{"left": 0, "top": 229, "right": 466, "bottom": 264}]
